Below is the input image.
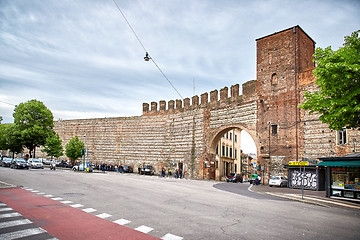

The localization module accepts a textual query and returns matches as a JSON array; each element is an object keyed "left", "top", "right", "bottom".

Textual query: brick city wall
[
  {"left": 54, "top": 82, "right": 258, "bottom": 178},
  {"left": 49, "top": 26, "right": 360, "bottom": 181}
]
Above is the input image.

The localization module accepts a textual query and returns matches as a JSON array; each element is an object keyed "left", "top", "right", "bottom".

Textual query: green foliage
[
  {"left": 42, "top": 133, "right": 63, "bottom": 159},
  {"left": 65, "top": 136, "right": 84, "bottom": 163},
  {"left": 0, "top": 124, "right": 9, "bottom": 150},
  {"left": 300, "top": 30, "right": 360, "bottom": 130},
  {"left": 13, "top": 99, "right": 54, "bottom": 157},
  {"left": 4, "top": 124, "right": 23, "bottom": 155}
]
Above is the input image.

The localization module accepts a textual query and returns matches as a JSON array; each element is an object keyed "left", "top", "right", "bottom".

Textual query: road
[{"left": 0, "top": 167, "right": 359, "bottom": 240}]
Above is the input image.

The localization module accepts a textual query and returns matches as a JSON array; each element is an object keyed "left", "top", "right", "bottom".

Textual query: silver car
[{"left": 28, "top": 158, "right": 44, "bottom": 169}]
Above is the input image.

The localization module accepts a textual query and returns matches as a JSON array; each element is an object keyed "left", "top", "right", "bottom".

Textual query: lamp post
[{"left": 83, "top": 134, "right": 86, "bottom": 171}]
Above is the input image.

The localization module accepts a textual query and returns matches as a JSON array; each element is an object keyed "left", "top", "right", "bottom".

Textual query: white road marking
[
  {"left": 60, "top": 201, "right": 73, "bottom": 204},
  {"left": 31, "top": 190, "right": 40, "bottom": 193},
  {"left": 36, "top": 192, "right": 46, "bottom": 195},
  {"left": 113, "top": 218, "right": 131, "bottom": 225},
  {"left": 82, "top": 208, "right": 97, "bottom": 213},
  {"left": 70, "top": 204, "right": 84, "bottom": 208},
  {"left": 161, "top": 233, "right": 184, "bottom": 240},
  {"left": 135, "top": 225, "right": 153, "bottom": 234},
  {"left": 0, "top": 227, "right": 46, "bottom": 240},
  {"left": 0, "top": 208, "right": 12, "bottom": 212},
  {"left": 0, "top": 213, "right": 21, "bottom": 218},
  {"left": 51, "top": 197, "right": 63, "bottom": 201},
  {"left": 0, "top": 219, "right": 32, "bottom": 229},
  {"left": 96, "top": 213, "right": 112, "bottom": 219},
  {"left": 44, "top": 195, "right": 54, "bottom": 198}
]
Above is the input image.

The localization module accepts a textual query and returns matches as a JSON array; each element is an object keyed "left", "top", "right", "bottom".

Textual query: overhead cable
[{"left": 112, "top": 0, "right": 184, "bottom": 100}]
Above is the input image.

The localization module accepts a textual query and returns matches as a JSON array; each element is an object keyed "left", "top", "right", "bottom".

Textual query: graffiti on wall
[{"left": 290, "top": 170, "right": 317, "bottom": 190}]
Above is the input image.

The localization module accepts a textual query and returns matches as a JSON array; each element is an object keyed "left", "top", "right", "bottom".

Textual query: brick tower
[{"left": 256, "top": 26, "right": 316, "bottom": 175}]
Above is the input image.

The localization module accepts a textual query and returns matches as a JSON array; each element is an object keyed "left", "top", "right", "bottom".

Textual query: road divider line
[
  {"left": 161, "top": 233, "right": 184, "bottom": 240},
  {"left": 70, "top": 204, "right": 84, "bottom": 208},
  {"left": 113, "top": 218, "right": 131, "bottom": 225},
  {"left": 82, "top": 208, "right": 97, "bottom": 213},
  {"left": 135, "top": 225, "right": 153, "bottom": 234},
  {"left": 96, "top": 213, "right": 112, "bottom": 219}
]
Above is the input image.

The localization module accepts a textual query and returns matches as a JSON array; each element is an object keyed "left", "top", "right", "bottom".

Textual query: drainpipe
[{"left": 293, "top": 26, "right": 299, "bottom": 162}]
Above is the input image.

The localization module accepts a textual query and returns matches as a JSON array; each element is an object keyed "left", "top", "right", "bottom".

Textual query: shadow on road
[{"left": 213, "top": 182, "right": 287, "bottom": 201}]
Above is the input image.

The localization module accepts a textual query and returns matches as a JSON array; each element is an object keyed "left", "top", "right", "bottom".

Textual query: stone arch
[
  {"left": 209, "top": 124, "right": 260, "bottom": 156},
  {"left": 207, "top": 123, "right": 260, "bottom": 181}
]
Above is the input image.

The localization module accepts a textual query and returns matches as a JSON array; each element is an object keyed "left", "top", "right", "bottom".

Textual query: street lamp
[{"left": 83, "top": 134, "right": 86, "bottom": 171}]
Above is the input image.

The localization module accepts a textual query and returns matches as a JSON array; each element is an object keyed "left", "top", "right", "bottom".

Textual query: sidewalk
[{"left": 250, "top": 184, "right": 360, "bottom": 210}]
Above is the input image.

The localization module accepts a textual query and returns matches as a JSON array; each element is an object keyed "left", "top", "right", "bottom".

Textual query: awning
[{"left": 317, "top": 161, "right": 360, "bottom": 168}]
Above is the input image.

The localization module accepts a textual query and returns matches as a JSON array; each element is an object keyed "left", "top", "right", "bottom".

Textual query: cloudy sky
[{"left": 1, "top": 0, "right": 359, "bottom": 153}]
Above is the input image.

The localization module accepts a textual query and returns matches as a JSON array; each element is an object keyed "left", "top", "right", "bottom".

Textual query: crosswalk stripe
[
  {"left": 0, "top": 203, "right": 6, "bottom": 207},
  {"left": 60, "top": 200, "right": 73, "bottom": 204},
  {"left": 0, "top": 213, "right": 21, "bottom": 218},
  {"left": 0, "top": 227, "right": 46, "bottom": 240},
  {"left": 0, "top": 208, "right": 12, "bottom": 212},
  {"left": 0, "top": 219, "right": 32, "bottom": 229}
]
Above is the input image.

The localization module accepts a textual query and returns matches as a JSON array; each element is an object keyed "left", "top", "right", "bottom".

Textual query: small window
[
  {"left": 230, "top": 147, "right": 233, "bottom": 158},
  {"left": 226, "top": 146, "right": 229, "bottom": 157},
  {"left": 235, "top": 149, "right": 237, "bottom": 159},
  {"left": 222, "top": 145, "right": 225, "bottom": 156},
  {"left": 229, "top": 132, "right": 232, "bottom": 140},
  {"left": 271, "top": 73, "right": 278, "bottom": 85},
  {"left": 338, "top": 128, "right": 347, "bottom": 145},
  {"left": 216, "top": 145, "right": 219, "bottom": 155},
  {"left": 234, "top": 135, "right": 237, "bottom": 142},
  {"left": 271, "top": 124, "right": 278, "bottom": 135}
]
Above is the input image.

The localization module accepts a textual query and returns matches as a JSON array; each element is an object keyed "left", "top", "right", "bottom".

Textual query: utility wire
[
  {"left": 112, "top": 0, "right": 183, "bottom": 100},
  {"left": 0, "top": 100, "right": 16, "bottom": 106}
]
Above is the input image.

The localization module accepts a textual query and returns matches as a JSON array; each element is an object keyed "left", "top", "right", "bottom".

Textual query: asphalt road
[{"left": 0, "top": 167, "right": 359, "bottom": 240}]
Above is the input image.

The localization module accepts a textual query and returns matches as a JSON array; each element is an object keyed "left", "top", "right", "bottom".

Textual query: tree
[
  {"left": 65, "top": 136, "right": 84, "bottom": 165},
  {"left": 4, "top": 124, "right": 23, "bottom": 158},
  {"left": 300, "top": 30, "right": 360, "bottom": 130},
  {"left": 13, "top": 99, "right": 54, "bottom": 157},
  {"left": 42, "top": 133, "right": 63, "bottom": 159}
]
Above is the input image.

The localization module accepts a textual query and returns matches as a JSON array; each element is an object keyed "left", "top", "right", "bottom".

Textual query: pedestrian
[
  {"left": 258, "top": 175, "right": 261, "bottom": 185},
  {"left": 161, "top": 168, "right": 165, "bottom": 177},
  {"left": 179, "top": 168, "right": 183, "bottom": 179},
  {"left": 175, "top": 169, "right": 179, "bottom": 178},
  {"left": 168, "top": 168, "right": 172, "bottom": 176}
]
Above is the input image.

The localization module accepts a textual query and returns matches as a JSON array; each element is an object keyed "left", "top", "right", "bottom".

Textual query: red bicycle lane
[{"left": 0, "top": 187, "right": 160, "bottom": 240}]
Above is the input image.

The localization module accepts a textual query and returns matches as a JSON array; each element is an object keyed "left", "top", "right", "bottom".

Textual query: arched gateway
[{"left": 54, "top": 26, "right": 360, "bottom": 183}]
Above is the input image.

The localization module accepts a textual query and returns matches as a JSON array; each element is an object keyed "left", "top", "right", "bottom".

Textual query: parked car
[
  {"left": 141, "top": 165, "right": 155, "bottom": 175},
  {"left": 123, "top": 166, "right": 133, "bottom": 173},
  {"left": 72, "top": 163, "right": 93, "bottom": 172},
  {"left": 1, "top": 157, "right": 12, "bottom": 167},
  {"left": 10, "top": 158, "right": 29, "bottom": 169},
  {"left": 28, "top": 158, "right": 44, "bottom": 169},
  {"left": 226, "top": 173, "right": 243, "bottom": 183},
  {"left": 57, "top": 161, "right": 73, "bottom": 168},
  {"left": 269, "top": 176, "right": 288, "bottom": 187}
]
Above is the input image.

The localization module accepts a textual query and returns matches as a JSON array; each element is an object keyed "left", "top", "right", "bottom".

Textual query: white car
[
  {"left": 28, "top": 158, "right": 44, "bottom": 169},
  {"left": 269, "top": 176, "right": 288, "bottom": 187}
]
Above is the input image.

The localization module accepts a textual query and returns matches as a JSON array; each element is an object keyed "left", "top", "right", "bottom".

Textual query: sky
[{"left": 1, "top": 0, "right": 359, "bottom": 154}]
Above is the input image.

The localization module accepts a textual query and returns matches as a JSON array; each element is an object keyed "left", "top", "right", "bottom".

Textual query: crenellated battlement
[{"left": 142, "top": 80, "right": 256, "bottom": 115}]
